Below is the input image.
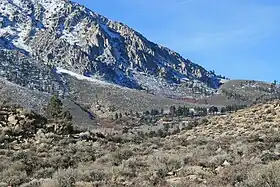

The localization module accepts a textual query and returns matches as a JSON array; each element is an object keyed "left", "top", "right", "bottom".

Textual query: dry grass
[{"left": 2, "top": 101, "right": 280, "bottom": 186}]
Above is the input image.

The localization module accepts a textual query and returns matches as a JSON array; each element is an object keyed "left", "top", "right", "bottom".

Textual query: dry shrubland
[{"left": 2, "top": 100, "right": 280, "bottom": 186}]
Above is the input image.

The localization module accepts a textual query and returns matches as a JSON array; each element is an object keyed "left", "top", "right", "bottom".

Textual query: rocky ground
[{"left": 1, "top": 100, "right": 280, "bottom": 186}]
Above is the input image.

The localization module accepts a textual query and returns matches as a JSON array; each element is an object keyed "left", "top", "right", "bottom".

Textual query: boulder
[
  {"left": 222, "top": 160, "right": 231, "bottom": 167},
  {"left": 8, "top": 115, "right": 18, "bottom": 125},
  {"left": 215, "top": 166, "right": 224, "bottom": 174}
]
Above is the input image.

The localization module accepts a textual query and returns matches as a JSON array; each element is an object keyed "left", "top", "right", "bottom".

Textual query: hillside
[
  {"left": 2, "top": 99, "right": 280, "bottom": 186},
  {"left": 201, "top": 80, "right": 280, "bottom": 106},
  {"left": 0, "top": 72, "right": 207, "bottom": 122},
  {"left": 0, "top": 77, "right": 98, "bottom": 128},
  {"left": 0, "top": 0, "right": 221, "bottom": 98}
]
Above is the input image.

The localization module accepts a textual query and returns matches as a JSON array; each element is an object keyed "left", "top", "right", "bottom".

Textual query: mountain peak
[{"left": 0, "top": 0, "right": 222, "bottom": 97}]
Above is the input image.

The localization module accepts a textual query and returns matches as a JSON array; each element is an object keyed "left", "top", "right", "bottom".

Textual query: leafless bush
[
  {"left": 52, "top": 168, "right": 77, "bottom": 187},
  {"left": 241, "top": 161, "right": 280, "bottom": 187}
]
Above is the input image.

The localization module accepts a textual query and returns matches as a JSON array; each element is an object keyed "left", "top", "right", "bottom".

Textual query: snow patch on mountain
[
  {"left": 100, "top": 24, "right": 121, "bottom": 39},
  {"left": 55, "top": 67, "right": 120, "bottom": 88},
  {"left": 0, "top": 0, "right": 224, "bottom": 98}
]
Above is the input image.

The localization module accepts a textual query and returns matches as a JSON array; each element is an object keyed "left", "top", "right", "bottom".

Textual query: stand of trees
[{"left": 141, "top": 104, "right": 248, "bottom": 118}]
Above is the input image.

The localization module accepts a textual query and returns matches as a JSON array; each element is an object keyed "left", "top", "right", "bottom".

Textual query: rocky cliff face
[{"left": 0, "top": 0, "right": 221, "bottom": 97}]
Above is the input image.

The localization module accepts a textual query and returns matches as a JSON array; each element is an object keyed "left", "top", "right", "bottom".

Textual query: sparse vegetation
[
  {"left": 2, "top": 97, "right": 280, "bottom": 186},
  {"left": 2, "top": 0, "right": 280, "bottom": 186}
]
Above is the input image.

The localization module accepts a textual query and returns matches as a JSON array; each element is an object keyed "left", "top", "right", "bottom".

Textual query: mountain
[
  {"left": 1, "top": 0, "right": 279, "bottom": 119},
  {"left": 0, "top": 0, "right": 222, "bottom": 98}
]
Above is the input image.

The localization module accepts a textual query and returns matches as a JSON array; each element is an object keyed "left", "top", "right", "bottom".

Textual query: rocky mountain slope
[{"left": 0, "top": 0, "right": 222, "bottom": 97}]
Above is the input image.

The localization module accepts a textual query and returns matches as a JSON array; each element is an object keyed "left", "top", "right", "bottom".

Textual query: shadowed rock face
[{"left": 0, "top": 0, "right": 221, "bottom": 97}]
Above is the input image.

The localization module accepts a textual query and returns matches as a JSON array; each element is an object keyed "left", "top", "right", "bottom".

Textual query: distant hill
[{"left": 202, "top": 80, "right": 280, "bottom": 106}]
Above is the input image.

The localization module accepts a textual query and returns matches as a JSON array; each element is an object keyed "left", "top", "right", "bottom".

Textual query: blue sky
[{"left": 75, "top": 0, "right": 280, "bottom": 82}]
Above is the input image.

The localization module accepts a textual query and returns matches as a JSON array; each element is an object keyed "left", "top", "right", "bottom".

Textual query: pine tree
[
  {"left": 169, "top": 106, "right": 176, "bottom": 116},
  {"left": 129, "top": 110, "right": 133, "bottom": 116},
  {"left": 221, "top": 107, "right": 226, "bottom": 114},
  {"left": 161, "top": 108, "right": 164, "bottom": 115},
  {"left": 45, "top": 95, "right": 73, "bottom": 134},
  {"left": 46, "top": 95, "right": 63, "bottom": 119},
  {"left": 115, "top": 113, "right": 119, "bottom": 120},
  {"left": 144, "top": 111, "right": 150, "bottom": 116},
  {"left": 209, "top": 106, "right": 218, "bottom": 115},
  {"left": 183, "top": 106, "right": 190, "bottom": 117}
]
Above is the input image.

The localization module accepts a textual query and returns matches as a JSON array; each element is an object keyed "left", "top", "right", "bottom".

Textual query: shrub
[
  {"left": 20, "top": 179, "right": 41, "bottom": 187},
  {"left": 52, "top": 168, "right": 77, "bottom": 187},
  {"left": 0, "top": 183, "right": 8, "bottom": 187},
  {"left": 33, "top": 168, "right": 56, "bottom": 179},
  {"left": 241, "top": 162, "right": 280, "bottom": 187},
  {"left": 76, "top": 164, "right": 109, "bottom": 182},
  {"left": 1, "top": 166, "right": 28, "bottom": 186},
  {"left": 40, "top": 179, "right": 59, "bottom": 187},
  {"left": 112, "top": 149, "right": 134, "bottom": 165}
]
